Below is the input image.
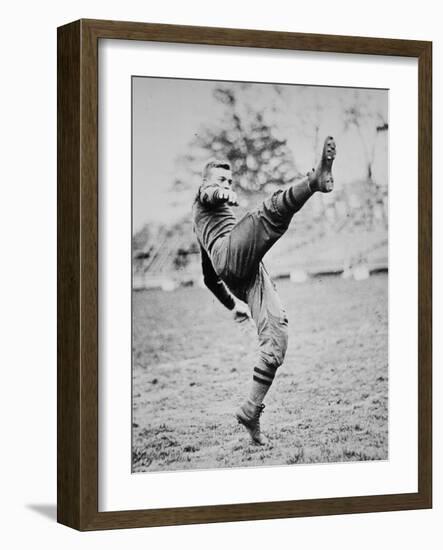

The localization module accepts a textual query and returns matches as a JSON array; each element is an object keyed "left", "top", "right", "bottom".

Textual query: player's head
[{"left": 202, "top": 160, "right": 233, "bottom": 188}]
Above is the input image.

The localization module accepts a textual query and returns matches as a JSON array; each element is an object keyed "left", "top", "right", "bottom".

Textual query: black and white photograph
[{"left": 131, "top": 76, "right": 389, "bottom": 473}]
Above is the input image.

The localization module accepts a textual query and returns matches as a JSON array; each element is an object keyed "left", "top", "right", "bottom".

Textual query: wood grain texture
[
  {"left": 57, "top": 20, "right": 81, "bottom": 529},
  {"left": 57, "top": 19, "right": 432, "bottom": 531},
  {"left": 83, "top": 18, "right": 428, "bottom": 57},
  {"left": 417, "top": 41, "right": 432, "bottom": 506},
  {"left": 79, "top": 18, "right": 99, "bottom": 528}
]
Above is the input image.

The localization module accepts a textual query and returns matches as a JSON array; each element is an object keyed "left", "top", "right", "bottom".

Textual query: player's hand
[
  {"left": 217, "top": 188, "right": 238, "bottom": 206},
  {"left": 233, "top": 301, "right": 251, "bottom": 324}
]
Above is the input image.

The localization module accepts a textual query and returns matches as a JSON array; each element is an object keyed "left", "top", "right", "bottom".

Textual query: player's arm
[
  {"left": 198, "top": 183, "right": 238, "bottom": 207},
  {"left": 200, "top": 245, "right": 235, "bottom": 310}
]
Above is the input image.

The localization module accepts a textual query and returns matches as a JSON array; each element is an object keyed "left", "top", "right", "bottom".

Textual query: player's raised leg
[
  {"left": 267, "top": 135, "right": 337, "bottom": 220},
  {"left": 307, "top": 135, "right": 336, "bottom": 192},
  {"left": 219, "top": 136, "right": 337, "bottom": 285}
]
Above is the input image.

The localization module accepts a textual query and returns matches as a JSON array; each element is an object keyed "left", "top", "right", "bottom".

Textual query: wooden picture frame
[{"left": 57, "top": 19, "right": 432, "bottom": 530}]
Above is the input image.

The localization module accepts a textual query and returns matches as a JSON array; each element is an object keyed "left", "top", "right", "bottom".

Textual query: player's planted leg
[
  {"left": 235, "top": 267, "right": 288, "bottom": 445},
  {"left": 235, "top": 402, "right": 267, "bottom": 445}
]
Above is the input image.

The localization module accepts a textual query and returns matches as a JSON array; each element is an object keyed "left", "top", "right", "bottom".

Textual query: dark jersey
[
  {"left": 192, "top": 182, "right": 236, "bottom": 310},
  {"left": 192, "top": 182, "right": 236, "bottom": 253}
]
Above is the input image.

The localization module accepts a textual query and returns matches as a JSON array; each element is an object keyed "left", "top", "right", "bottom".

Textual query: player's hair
[{"left": 202, "top": 160, "right": 231, "bottom": 181}]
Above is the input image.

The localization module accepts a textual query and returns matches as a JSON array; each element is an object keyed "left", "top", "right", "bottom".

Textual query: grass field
[{"left": 132, "top": 273, "right": 388, "bottom": 472}]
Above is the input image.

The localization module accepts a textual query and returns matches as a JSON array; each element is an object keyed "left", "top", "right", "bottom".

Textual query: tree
[
  {"left": 342, "top": 91, "right": 388, "bottom": 183},
  {"left": 173, "top": 84, "right": 301, "bottom": 206},
  {"left": 341, "top": 91, "right": 388, "bottom": 230}
]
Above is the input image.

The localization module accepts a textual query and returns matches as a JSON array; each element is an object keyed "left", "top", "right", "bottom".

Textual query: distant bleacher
[{"left": 133, "top": 180, "right": 388, "bottom": 290}]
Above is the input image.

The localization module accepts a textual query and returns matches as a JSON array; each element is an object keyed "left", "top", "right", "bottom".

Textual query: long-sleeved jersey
[
  {"left": 199, "top": 244, "right": 235, "bottom": 310},
  {"left": 192, "top": 182, "right": 236, "bottom": 253},
  {"left": 192, "top": 182, "right": 237, "bottom": 310}
]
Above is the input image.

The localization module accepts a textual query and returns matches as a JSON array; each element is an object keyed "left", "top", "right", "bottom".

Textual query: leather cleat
[{"left": 235, "top": 403, "right": 267, "bottom": 445}]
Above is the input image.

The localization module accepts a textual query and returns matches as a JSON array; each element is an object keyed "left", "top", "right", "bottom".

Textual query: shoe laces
[{"left": 254, "top": 404, "right": 265, "bottom": 421}]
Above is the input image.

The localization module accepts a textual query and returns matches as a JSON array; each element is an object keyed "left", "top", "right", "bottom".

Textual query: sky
[{"left": 132, "top": 77, "right": 388, "bottom": 232}]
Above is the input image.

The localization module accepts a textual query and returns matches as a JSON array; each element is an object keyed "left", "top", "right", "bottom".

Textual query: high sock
[
  {"left": 245, "top": 363, "right": 278, "bottom": 412},
  {"left": 275, "top": 176, "right": 315, "bottom": 216}
]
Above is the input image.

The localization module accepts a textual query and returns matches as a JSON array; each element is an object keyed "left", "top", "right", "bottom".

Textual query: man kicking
[{"left": 192, "top": 136, "right": 336, "bottom": 445}]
